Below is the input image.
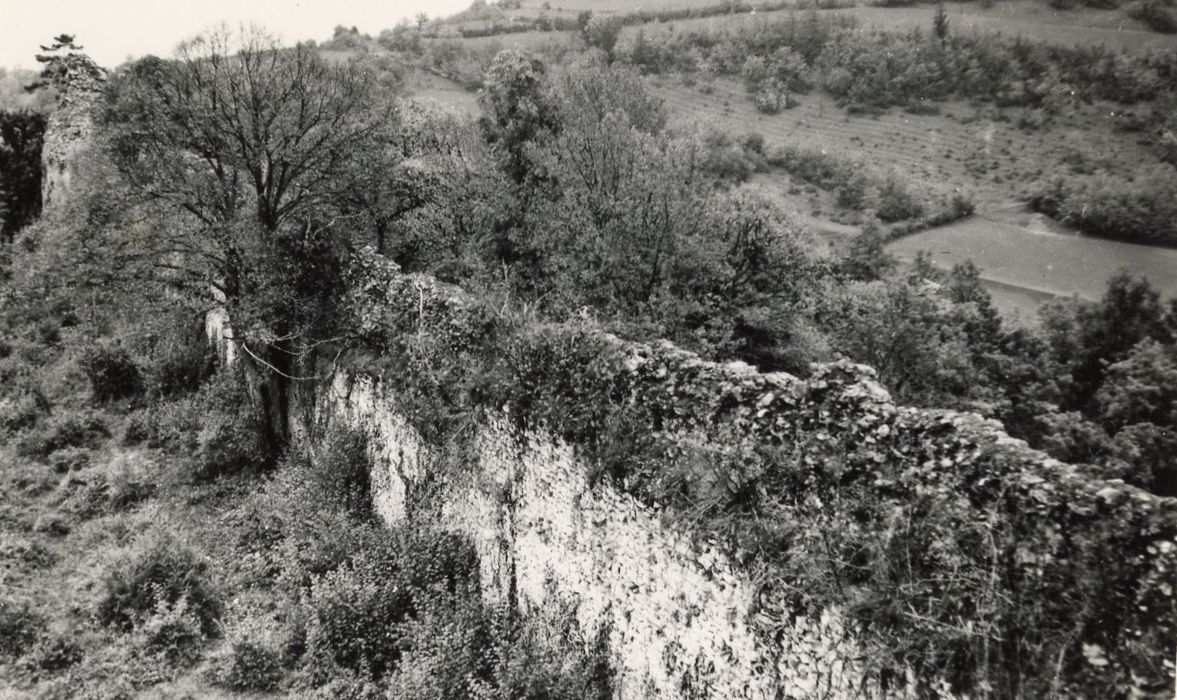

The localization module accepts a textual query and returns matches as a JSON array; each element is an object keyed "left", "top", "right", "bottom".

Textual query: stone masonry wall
[
  {"left": 321, "top": 370, "right": 875, "bottom": 699},
  {"left": 317, "top": 255, "right": 1176, "bottom": 699}
]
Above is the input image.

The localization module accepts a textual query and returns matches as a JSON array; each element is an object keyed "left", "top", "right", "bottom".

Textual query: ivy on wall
[{"left": 340, "top": 248, "right": 1177, "bottom": 697}]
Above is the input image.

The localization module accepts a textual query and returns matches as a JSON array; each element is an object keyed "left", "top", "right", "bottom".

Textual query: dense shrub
[
  {"left": 79, "top": 342, "right": 142, "bottom": 403},
  {"left": 384, "top": 573, "right": 613, "bottom": 700},
  {"left": 25, "top": 634, "right": 84, "bottom": 672},
  {"left": 122, "top": 409, "right": 153, "bottom": 445},
  {"left": 136, "top": 595, "right": 208, "bottom": 666},
  {"left": 0, "top": 534, "right": 56, "bottom": 569},
  {"left": 490, "top": 602, "right": 614, "bottom": 700},
  {"left": 767, "top": 145, "right": 863, "bottom": 195},
  {"left": 301, "top": 528, "right": 479, "bottom": 682},
  {"left": 1030, "top": 168, "right": 1177, "bottom": 246},
  {"left": 0, "top": 110, "right": 46, "bottom": 240},
  {"left": 696, "top": 128, "right": 765, "bottom": 182},
  {"left": 64, "top": 453, "right": 156, "bottom": 517},
  {"left": 301, "top": 426, "right": 373, "bottom": 519},
  {"left": 96, "top": 531, "right": 223, "bottom": 636},
  {"left": 47, "top": 445, "right": 90, "bottom": 473},
  {"left": 36, "top": 320, "right": 60, "bottom": 346},
  {"left": 875, "top": 176, "right": 924, "bottom": 222},
  {"left": 599, "top": 12, "right": 1177, "bottom": 113},
  {"left": 15, "top": 409, "right": 109, "bottom": 459},
  {"left": 142, "top": 320, "right": 214, "bottom": 398},
  {"left": 208, "top": 640, "right": 283, "bottom": 691},
  {"left": 141, "top": 370, "right": 270, "bottom": 479},
  {"left": 384, "top": 587, "right": 493, "bottom": 699},
  {"left": 0, "top": 390, "right": 49, "bottom": 435},
  {"left": 195, "top": 407, "right": 269, "bottom": 480},
  {"left": 1131, "top": 0, "right": 1177, "bottom": 32},
  {"left": 0, "top": 598, "right": 42, "bottom": 658}
]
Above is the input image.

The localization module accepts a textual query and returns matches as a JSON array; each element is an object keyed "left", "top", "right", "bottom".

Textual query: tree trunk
[{"left": 241, "top": 339, "right": 294, "bottom": 462}]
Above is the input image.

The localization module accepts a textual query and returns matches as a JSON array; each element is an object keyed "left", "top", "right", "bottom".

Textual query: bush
[
  {"left": 96, "top": 531, "right": 223, "bottom": 637},
  {"left": 302, "top": 426, "right": 373, "bottom": 519},
  {"left": 48, "top": 446, "right": 91, "bottom": 473},
  {"left": 36, "top": 320, "right": 60, "bottom": 346},
  {"left": 275, "top": 508, "right": 374, "bottom": 594},
  {"left": 387, "top": 593, "right": 614, "bottom": 700},
  {"left": 742, "top": 131, "right": 766, "bottom": 156},
  {"left": 904, "top": 99, "right": 942, "bottom": 115},
  {"left": 1029, "top": 168, "right": 1177, "bottom": 246},
  {"left": 64, "top": 453, "right": 156, "bottom": 517},
  {"left": 875, "top": 176, "right": 924, "bottom": 222},
  {"left": 142, "top": 370, "right": 270, "bottom": 479},
  {"left": 195, "top": 407, "right": 269, "bottom": 480},
  {"left": 122, "top": 410, "right": 153, "bottom": 445},
  {"left": 698, "top": 129, "right": 760, "bottom": 182},
  {"left": 949, "top": 192, "right": 976, "bottom": 219},
  {"left": 142, "top": 318, "right": 215, "bottom": 398},
  {"left": 0, "top": 598, "right": 42, "bottom": 658},
  {"left": 490, "top": 602, "right": 613, "bottom": 700},
  {"left": 16, "top": 409, "right": 109, "bottom": 459},
  {"left": 1131, "top": 0, "right": 1177, "bottom": 32},
  {"left": 835, "top": 172, "right": 867, "bottom": 210},
  {"left": 384, "top": 589, "right": 493, "bottom": 700},
  {"left": 25, "top": 634, "right": 84, "bottom": 672},
  {"left": 79, "top": 342, "right": 143, "bottom": 403},
  {"left": 302, "top": 528, "right": 479, "bottom": 682},
  {"left": 208, "top": 639, "right": 283, "bottom": 691},
  {"left": 0, "top": 534, "right": 56, "bottom": 569},
  {"left": 0, "top": 391, "right": 49, "bottom": 435},
  {"left": 137, "top": 595, "right": 208, "bottom": 666}
]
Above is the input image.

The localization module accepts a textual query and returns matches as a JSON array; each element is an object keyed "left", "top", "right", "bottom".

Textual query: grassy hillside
[
  {"left": 615, "top": 2, "right": 1177, "bottom": 51},
  {"left": 391, "top": 0, "right": 1177, "bottom": 322}
]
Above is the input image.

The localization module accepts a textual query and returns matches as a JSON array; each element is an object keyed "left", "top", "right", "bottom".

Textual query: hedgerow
[{"left": 1030, "top": 168, "right": 1177, "bottom": 246}]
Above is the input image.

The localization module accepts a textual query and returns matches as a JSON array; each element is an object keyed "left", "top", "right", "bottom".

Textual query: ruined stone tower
[{"left": 38, "top": 51, "right": 105, "bottom": 218}]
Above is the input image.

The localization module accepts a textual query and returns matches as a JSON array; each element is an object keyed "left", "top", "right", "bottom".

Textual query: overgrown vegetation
[
  {"left": 2, "top": 18, "right": 1175, "bottom": 698},
  {"left": 0, "top": 110, "right": 45, "bottom": 242},
  {"left": 0, "top": 288, "right": 615, "bottom": 697},
  {"left": 344, "top": 248, "right": 1177, "bottom": 697}
]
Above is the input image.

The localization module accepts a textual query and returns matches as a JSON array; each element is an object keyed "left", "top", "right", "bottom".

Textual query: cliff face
[{"left": 39, "top": 60, "right": 104, "bottom": 218}]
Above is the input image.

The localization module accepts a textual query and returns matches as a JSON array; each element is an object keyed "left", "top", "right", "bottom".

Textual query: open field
[
  {"left": 888, "top": 205, "right": 1177, "bottom": 311},
  {"left": 653, "top": 77, "right": 1164, "bottom": 212},
  {"left": 429, "top": 29, "right": 578, "bottom": 50},
  {"left": 404, "top": 69, "right": 481, "bottom": 113},
  {"left": 841, "top": 3, "right": 1176, "bottom": 48},
  {"left": 516, "top": 0, "right": 776, "bottom": 13},
  {"left": 440, "top": 0, "right": 1177, "bottom": 53},
  {"left": 615, "top": 0, "right": 1177, "bottom": 51}
]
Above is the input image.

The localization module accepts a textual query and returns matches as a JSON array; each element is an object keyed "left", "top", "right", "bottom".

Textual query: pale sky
[{"left": 1, "top": 0, "right": 472, "bottom": 70}]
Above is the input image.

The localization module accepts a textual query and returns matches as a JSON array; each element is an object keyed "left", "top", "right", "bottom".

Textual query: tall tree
[
  {"left": 97, "top": 26, "right": 399, "bottom": 452},
  {"left": 0, "top": 110, "right": 45, "bottom": 241},
  {"left": 25, "top": 34, "right": 104, "bottom": 94},
  {"left": 478, "top": 49, "right": 558, "bottom": 187}
]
